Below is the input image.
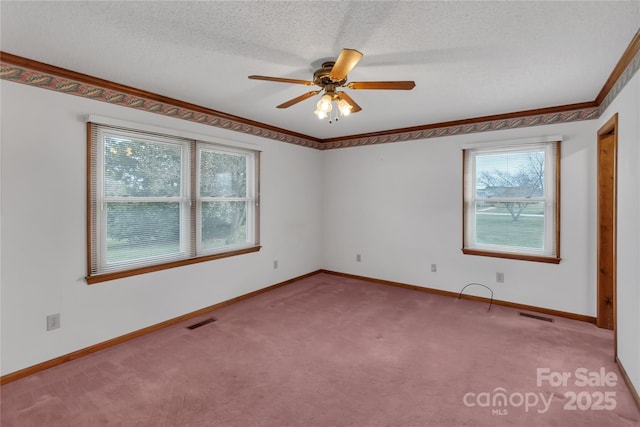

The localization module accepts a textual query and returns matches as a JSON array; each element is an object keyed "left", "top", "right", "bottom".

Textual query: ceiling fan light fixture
[
  {"left": 317, "top": 94, "right": 333, "bottom": 112},
  {"left": 337, "top": 97, "right": 353, "bottom": 116}
]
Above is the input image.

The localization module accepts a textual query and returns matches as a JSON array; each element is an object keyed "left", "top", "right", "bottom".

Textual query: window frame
[
  {"left": 195, "top": 143, "right": 258, "bottom": 256},
  {"left": 87, "top": 120, "right": 261, "bottom": 284},
  {"left": 462, "top": 140, "right": 561, "bottom": 264}
]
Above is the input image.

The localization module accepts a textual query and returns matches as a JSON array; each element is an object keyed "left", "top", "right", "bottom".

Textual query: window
[
  {"left": 463, "top": 140, "right": 560, "bottom": 263},
  {"left": 87, "top": 121, "right": 260, "bottom": 283}
]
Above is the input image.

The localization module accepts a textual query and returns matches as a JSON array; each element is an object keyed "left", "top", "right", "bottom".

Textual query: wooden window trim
[
  {"left": 461, "top": 141, "right": 561, "bottom": 263},
  {"left": 86, "top": 246, "right": 262, "bottom": 284},
  {"left": 461, "top": 248, "right": 561, "bottom": 264}
]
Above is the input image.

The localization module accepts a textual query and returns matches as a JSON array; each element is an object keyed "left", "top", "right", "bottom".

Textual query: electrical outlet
[
  {"left": 496, "top": 272, "right": 504, "bottom": 283},
  {"left": 273, "top": 260, "right": 278, "bottom": 269},
  {"left": 47, "top": 313, "right": 60, "bottom": 331},
  {"left": 356, "top": 254, "right": 362, "bottom": 262},
  {"left": 431, "top": 264, "right": 437, "bottom": 272}
]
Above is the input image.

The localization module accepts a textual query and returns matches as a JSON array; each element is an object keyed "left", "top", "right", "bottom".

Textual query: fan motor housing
[{"left": 313, "top": 61, "right": 347, "bottom": 87}]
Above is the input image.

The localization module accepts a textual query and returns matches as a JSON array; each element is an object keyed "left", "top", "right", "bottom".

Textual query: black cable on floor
[{"left": 458, "top": 283, "right": 493, "bottom": 312}]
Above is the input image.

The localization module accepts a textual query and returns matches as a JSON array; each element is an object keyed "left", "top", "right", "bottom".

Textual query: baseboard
[
  {"left": 0, "top": 268, "right": 600, "bottom": 385},
  {"left": 319, "top": 269, "right": 597, "bottom": 324},
  {"left": 616, "top": 356, "right": 640, "bottom": 411},
  {"left": 0, "top": 270, "right": 322, "bottom": 386}
]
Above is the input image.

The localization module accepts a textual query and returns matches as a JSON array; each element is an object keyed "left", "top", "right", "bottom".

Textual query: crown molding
[
  {"left": 1, "top": 28, "right": 639, "bottom": 150},
  {"left": 596, "top": 28, "right": 640, "bottom": 107},
  {"left": 0, "top": 52, "right": 323, "bottom": 149},
  {"left": 321, "top": 102, "right": 599, "bottom": 149}
]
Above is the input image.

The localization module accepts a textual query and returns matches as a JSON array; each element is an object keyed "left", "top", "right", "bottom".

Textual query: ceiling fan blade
[
  {"left": 276, "top": 90, "right": 321, "bottom": 108},
  {"left": 347, "top": 81, "right": 416, "bottom": 90},
  {"left": 329, "top": 48, "right": 364, "bottom": 81},
  {"left": 335, "top": 92, "right": 362, "bottom": 113},
  {"left": 249, "top": 75, "right": 315, "bottom": 86}
]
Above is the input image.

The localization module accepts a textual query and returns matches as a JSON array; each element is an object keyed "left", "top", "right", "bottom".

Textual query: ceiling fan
[{"left": 248, "top": 48, "right": 415, "bottom": 121}]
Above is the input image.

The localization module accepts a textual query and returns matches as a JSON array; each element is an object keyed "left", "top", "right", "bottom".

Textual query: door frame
[{"left": 596, "top": 113, "right": 618, "bottom": 357}]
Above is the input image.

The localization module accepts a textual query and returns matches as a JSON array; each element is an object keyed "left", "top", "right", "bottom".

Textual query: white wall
[
  {"left": 0, "top": 81, "right": 323, "bottom": 375},
  {"left": 1, "top": 71, "right": 637, "bottom": 397},
  {"left": 600, "top": 71, "right": 640, "bottom": 394},
  {"left": 322, "top": 120, "right": 599, "bottom": 316}
]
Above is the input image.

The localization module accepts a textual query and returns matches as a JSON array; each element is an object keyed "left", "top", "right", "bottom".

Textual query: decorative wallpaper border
[
  {"left": 321, "top": 107, "right": 602, "bottom": 149},
  {"left": 599, "top": 42, "right": 640, "bottom": 113},
  {"left": 0, "top": 58, "right": 323, "bottom": 150},
  {"left": 1, "top": 35, "right": 639, "bottom": 150}
]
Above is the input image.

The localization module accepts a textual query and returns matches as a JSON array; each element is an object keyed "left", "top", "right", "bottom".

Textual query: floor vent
[
  {"left": 519, "top": 312, "right": 554, "bottom": 322},
  {"left": 187, "top": 317, "right": 217, "bottom": 330}
]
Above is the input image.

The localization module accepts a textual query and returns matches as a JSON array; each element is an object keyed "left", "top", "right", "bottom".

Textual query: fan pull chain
[{"left": 329, "top": 108, "right": 339, "bottom": 124}]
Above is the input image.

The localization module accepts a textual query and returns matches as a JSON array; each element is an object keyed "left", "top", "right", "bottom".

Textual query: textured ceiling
[{"left": 2, "top": 1, "right": 639, "bottom": 140}]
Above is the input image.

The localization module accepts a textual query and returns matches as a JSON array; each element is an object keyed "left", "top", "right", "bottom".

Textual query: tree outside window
[{"left": 87, "top": 123, "right": 259, "bottom": 283}]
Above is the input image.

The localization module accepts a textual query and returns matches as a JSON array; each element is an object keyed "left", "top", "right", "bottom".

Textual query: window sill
[
  {"left": 86, "top": 245, "right": 262, "bottom": 284},
  {"left": 462, "top": 248, "right": 561, "bottom": 264}
]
